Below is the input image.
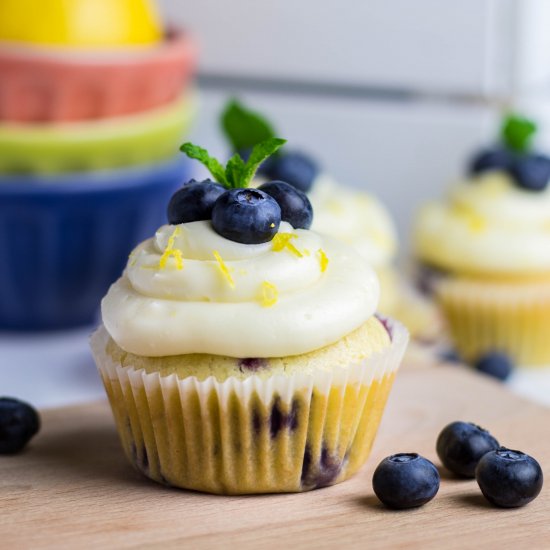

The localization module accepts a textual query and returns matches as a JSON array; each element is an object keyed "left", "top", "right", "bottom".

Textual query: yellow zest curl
[
  {"left": 159, "top": 227, "right": 184, "bottom": 270},
  {"left": 213, "top": 250, "right": 235, "bottom": 288},
  {"left": 272, "top": 232, "right": 303, "bottom": 258},
  {"left": 261, "top": 281, "right": 278, "bottom": 307},
  {"left": 317, "top": 249, "right": 329, "bottom": 272}
]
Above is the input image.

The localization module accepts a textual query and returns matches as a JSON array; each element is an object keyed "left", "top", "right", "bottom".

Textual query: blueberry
[
  {"left": 261, "top": 151, "right": 319, "bottom": 193},
  {"left": 372, "top": 453, "right": 440, "bottom": 509},
  {"left": 474, "top": 352, "right": 513, "bottom": 381},
  {"left": 211, "top": 188, "right": 281, "bottom": 244},
  {"left": 436, "top": 421, "right": 500, "bottom": 478},
  {"left": 509, "top": 154, "right": 550, "bottom": 191},
  {"left": 476, "top": 448, "right": 543, "bottom": 508},
  {"left": 468, "top": 148, "right": 512, "bottom": 176},
  {"left": 167, "top": 179, "right": 226, "bottom": 224},
  {"left": 0, "top": 397, "right": 40, "bottom": 454},
  {"left": 258, "top": 180, "right": 313, "bottom": 229}
]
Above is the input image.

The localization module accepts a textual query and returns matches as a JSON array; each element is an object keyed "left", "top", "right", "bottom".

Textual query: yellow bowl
[{"left": 0, "top": 0, "right": 162, "bottom": 48}]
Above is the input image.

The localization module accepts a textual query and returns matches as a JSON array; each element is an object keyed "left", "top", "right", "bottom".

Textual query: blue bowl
[{"left": 0, "top": 158, "right": 189, "bottom": 330}]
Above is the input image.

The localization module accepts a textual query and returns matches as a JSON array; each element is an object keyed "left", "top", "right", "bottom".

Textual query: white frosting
[
  {"left": 102, "top": 220, "right": 379, "bottom": 358},
  {"left": 414, "top": 172, "right": 550, "bottom": 274},
  {"left": 309, "top": 175, "right": 397, "bottom": 266}
]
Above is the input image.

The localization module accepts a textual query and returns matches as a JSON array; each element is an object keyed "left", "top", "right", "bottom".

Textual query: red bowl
[{"left": 0, "top": 29, "right": 197, "bottom": 123}]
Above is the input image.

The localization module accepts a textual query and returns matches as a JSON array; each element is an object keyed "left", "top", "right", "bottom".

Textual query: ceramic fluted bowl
[
  {"left": 0, "top": 29, "right": 197, "bottom": 122},
  {"left": 0, "top": 157, "right": 190, "bottom": 330}
]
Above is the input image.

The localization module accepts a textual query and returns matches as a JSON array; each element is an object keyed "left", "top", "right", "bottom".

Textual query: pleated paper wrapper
[{"left": 91, "top": 319, "right": 408, "bottom": 495}]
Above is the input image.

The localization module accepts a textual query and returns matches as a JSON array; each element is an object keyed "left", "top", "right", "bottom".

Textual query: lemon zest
[
  {"left": 213, "top": 250, "right": 235, "bottom": 288},
  {"left": 452, "top": 202, "right": 486, "bottom": 234},
  {"left": 159, "top": 227, "right": 184, "bottom": 270},
  {"left": 272, "top": 233, "right": 303, "bottom": 257},
  {"left": 128, "top": 251, "right": 137, "bottom": 267},
  {"left": 261, "top": 281, "right": 278, "bottom": 307},
  {"left": 317, "top": 249, "right": 329, "bottom": 272}
]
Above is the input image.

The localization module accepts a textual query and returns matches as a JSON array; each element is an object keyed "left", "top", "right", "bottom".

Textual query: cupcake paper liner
[
  {"left": 0, "top": 29, "right": 196, "bottom": 123},
  {"left": 436, "top": 277, "right": 550, "bottom": 367},
  {"left": 91, "top": 319, "right": 408, "bottom": 495}
]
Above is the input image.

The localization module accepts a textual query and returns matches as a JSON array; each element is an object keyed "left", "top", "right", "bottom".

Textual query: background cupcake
[
  {"left": 0, "top": 0, "right": 196, "bottom": 330},
  {"left": 414, "top": 113, "right": 550, "bottom": 367},
  {"left": 91, "top": 140, "right": 408, "bottom": 494},
  {"left": 219, "top": 99, "right": 438, "bottom": 339}
]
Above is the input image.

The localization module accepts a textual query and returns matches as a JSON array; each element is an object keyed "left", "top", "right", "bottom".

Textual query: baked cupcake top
[
  {"left": 102, "top": 139, "right": 380, "bottom": 358},
  {"left": 220, "top": 99, "right": 398, "bottom": 268},
  {"left": 414, "top": 114, "right": 550, "bottom": 277}
]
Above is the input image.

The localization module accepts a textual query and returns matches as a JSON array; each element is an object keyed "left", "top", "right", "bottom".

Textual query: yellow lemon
[{"left": 0, "top": 0, "right": 163, "bottom": 48}]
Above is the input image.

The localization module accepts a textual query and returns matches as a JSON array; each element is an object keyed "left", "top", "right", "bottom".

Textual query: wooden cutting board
[{"left": 1, "top": 363, "right": 549, "bottom": 550}]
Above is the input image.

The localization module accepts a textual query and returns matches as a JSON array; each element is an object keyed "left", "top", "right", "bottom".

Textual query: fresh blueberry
[
  {"left": 474, "top": 352, "right": 513, "bottom": 381},
  {"left": 258, "top": 180, "right": 313, "bottom": 229},
  {"left": 468, "top": 148, "right": 512, "bottom": 176},
  {"left": 261, "top": 151, "right": 319, "bottom": 193},
  {"left": 167, "top": 180, "right": 226, "bottom": 224},
  {"left": 476, "top": 448, "right": 543, "bottom": 508},
  {"left": 509, "top": 154, "right": 550, "bottom": 191},
  {"left": 436, "top": 421, "right": 500, "bottom": 478},
  {"left": 0, "top": 397, "right": 40, "bottom": 454},
  {"left": 211, "top": 188, "right": 281, "bottom": 244},
  {"left": 372, "top": 453, "right": 440, "bottom": 509},
  {"left": 439, "top": 348, "right": 462, "bottom": 364}
]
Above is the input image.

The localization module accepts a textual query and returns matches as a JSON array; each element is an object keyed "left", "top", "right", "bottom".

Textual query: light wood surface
[{"left": 1, "top": 364, "right": 548, "bottom": 550}]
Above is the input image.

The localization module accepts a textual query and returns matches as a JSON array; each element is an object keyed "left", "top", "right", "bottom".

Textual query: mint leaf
[
  {"left": 241, "top": 138, "right": 287, "bottom": 188},
  {"left": 501, "top": 113, "right": 537, "bottom": 154},
  {"left": 225, "top": 153, "right": 246, "bottom": 188},
  {"left": 221, "top": 99, "right": 277, "bottom": 152},
  {"left": 180, "top": 143, "right": 228, "bottom": 187}
]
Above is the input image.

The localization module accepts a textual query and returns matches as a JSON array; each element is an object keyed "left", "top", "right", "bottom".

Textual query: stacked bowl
[{"left": 0, "top": 0, "right": 197, "bottom": 330}]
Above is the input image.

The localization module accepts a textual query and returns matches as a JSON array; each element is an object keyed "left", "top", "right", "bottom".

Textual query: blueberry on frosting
[
  {"left": 167, "top": 180, "right": 225, "bottom": 224},
  {"left": 177, "top": 137, "right": 319, "bottom": 244},
  {"left": 259, "top": 180, "right": 313, "bottom": 229},
  {"left": 212, "top": 188, "right": 281, "bottom": 244},
  {"left": 469, "top": 113, "right": 550, "bottom": 192}
]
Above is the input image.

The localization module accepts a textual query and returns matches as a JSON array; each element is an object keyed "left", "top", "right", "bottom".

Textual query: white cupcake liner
[
  {"left": 436, "top": 277, "right": 550, "bottom": 366},
  {"left": 91, "top": 318, "right": 408, "bottom": 494}
]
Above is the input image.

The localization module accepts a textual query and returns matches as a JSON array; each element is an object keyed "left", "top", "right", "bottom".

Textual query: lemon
[{"left": 0, "top": 0, "right": 163, "bottom": 48}]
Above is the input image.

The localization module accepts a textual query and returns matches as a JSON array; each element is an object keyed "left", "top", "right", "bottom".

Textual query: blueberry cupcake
[
  {"left": 91, "top": 139, "right": 408, "bottom": 494},
  {"left": 414, "top": 114, "right": 550, "bottom": 366}
]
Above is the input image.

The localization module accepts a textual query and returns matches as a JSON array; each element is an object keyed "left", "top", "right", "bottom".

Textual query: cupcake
[
  {"left": 220, "top": 99, "right": 439, "bottom": 338},
  {"left": 414, "top": 113, "right": 550, "bottom": 366},
  {"left": 91, "top": 139, "right": 408, "bottom": 494}
]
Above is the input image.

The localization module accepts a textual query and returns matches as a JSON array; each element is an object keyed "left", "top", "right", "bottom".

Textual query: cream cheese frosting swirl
[
  {"left": 102, "top": 220, "right": 379, "bottom": 357},
  {"left": 414, "top": 172, "right": 550, "bottom": 275},
  {"left": 309, "top": 174, "right": 398, "bottom": 267}
]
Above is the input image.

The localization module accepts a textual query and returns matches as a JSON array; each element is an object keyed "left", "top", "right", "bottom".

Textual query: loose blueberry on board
[
  {"left": 468, "top": 148, "right": 513, "bottom": 176},
  {"left": 372, "top": 453, "right": 440, "bottom": 509},
  {"left": 436, "top": 421, "right": 500, "bottom": 478},
  {"left": 258, "top": 180, "right": 313, "bottom": 229},
  {"left": 476, "top": 448, "right": 543, "bottom": 508},
  {"left": 262, "top": 151, "right": 319, "bottom": 193},
  {"left": 167, "top": 180, "right": 226, "bottom": 225},
  {"left": 474, "top": 352, "right": 514, "bottom": 381},
  {"left": 212, "top": 188, "right": 281, "bottom": 244},
  {"left": 0, "top": 397, "right": 40, "bottom": 454},
  {"left": 509, "top": 154, "right": 550, "bottom": 192}
]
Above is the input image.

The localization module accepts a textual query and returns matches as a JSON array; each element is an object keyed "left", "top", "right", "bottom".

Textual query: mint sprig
[
  {"left": 500, "top": 113, "right": 537, "bottom": 154},
  {"left": 221, "top": 98, "right": 277, "bottom": 152},
  {"left": 180, "top": 137, "right": 286, "bottom": 189}
]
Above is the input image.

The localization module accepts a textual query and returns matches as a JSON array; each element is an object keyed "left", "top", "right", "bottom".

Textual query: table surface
[{"left": 1, "top": 363, "right": 548, "bottom": 550}]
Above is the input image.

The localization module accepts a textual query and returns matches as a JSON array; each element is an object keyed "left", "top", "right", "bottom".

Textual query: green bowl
[{"left": 0, "top": 94, "right": 195, "bottom": 175}]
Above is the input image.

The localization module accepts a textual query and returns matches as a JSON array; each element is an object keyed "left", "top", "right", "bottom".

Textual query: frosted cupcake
[
  {"left": 414, "top": 114, "right": 550, "bottom": 366},
  {"left": 91, "top": 139, "right": 408, "bottom": 494}
]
